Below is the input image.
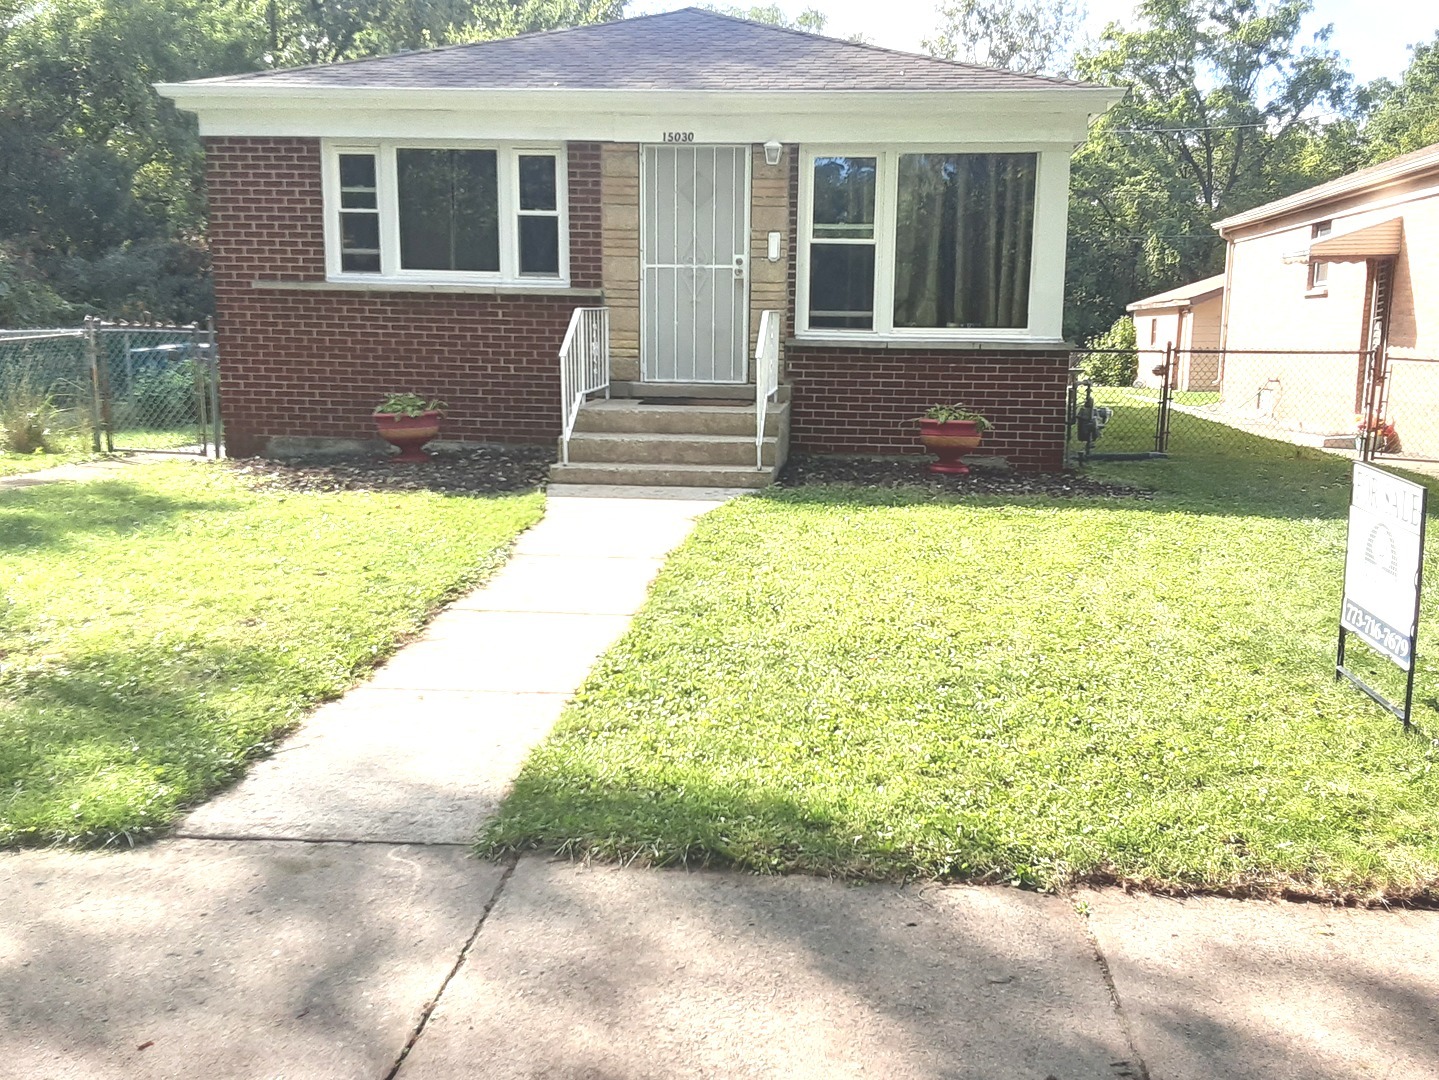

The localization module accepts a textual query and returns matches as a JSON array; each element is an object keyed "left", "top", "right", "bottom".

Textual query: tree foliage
[
  {"left": 1077, "top": 314, "right": 1138, "bottom": 385},
  {"left": 1362, "top": 34, "right": 1439, "bottom": 163},
  {"left": 0, "top": 0, "right": 623, "bottom": 327},
  {"left": 1065, "top": 0, "right": 1354, "bottom": 344},
  {"left": 705, "top": 4, "right": 827, "bottom": 34},
  {"left": 923, "top": 0, "right": 1083, "bottom": 75}
]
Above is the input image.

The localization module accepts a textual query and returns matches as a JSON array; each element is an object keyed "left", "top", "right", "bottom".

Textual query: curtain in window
[
  {"left": 893, "top": 154, "right": 1036, "bottom": 330},
  {"left": 396, "top": 149, "right": 500, "bottom": 273}
]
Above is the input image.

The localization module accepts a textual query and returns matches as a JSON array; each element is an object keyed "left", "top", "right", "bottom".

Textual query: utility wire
[{"left": 1104, "top": 100, "right": 1438, "bottom": 136}]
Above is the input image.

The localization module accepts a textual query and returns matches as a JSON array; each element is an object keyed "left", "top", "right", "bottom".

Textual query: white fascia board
[{"left": 156, "top": 84, "right": 1122, "bottom": 146}]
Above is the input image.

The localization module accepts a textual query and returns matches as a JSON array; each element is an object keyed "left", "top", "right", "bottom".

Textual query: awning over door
[{"left": 1309, "top": 217, "right": 1403, "bottom": 259}]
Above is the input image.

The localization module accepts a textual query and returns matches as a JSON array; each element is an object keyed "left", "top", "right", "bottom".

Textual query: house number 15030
[{"left": 662, "top": 131, "right": 695, "bottom": 143}]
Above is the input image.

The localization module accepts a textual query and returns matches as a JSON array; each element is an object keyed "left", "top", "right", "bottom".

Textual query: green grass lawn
[
  {"left": 482, "top": 433, "right": 1439, "bottom": 902},
  {"left": 0, "top": 463, "right": 542, "bottom": 846}
]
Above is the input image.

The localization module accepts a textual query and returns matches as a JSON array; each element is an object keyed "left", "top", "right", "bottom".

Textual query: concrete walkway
[
  {"left": 3, "top": 484, "right": 1439, "bottom": 1078},
  {"left": 0, "top": 452, "right": 188, "bottom": 490},
  {"left": 177, "top": 484, "right": 740, "bottom": 845}
]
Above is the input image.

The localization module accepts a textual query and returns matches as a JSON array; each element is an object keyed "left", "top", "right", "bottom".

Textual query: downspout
[{"left": 1216, "top": 230, "right": 1236, "bottom": 397}]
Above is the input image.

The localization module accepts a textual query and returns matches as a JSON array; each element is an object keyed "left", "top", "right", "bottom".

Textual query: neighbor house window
[
  {"left": 801, "top": 150, "right": 1039, "bottom": 336},
  {"left": 1309, "top": 220, "right": 1331, "bottom": 290},
  {"left": 325, "top": 143, "right": 567, "bottom": 284}
]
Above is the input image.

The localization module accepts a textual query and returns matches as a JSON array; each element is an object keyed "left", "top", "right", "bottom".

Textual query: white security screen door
[{"left": 641, "top": 145, "right": 750, "bottom": 383}]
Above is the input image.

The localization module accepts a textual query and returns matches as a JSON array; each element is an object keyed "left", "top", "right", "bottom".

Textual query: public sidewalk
[{"left": 2, "top": 484, "right": 1437, "bottom": 1079}]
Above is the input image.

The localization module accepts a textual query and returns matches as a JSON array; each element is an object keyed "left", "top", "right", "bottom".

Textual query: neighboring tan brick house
[
  {"left": 1126, "top": 274, "right": 1225, "bottom": 393},
  {"left": 158, "top": 8, "right": 1119, "bottom": 480},
  {"left": 1214, "top": 143, "right": 1439, "bottom": 449}
]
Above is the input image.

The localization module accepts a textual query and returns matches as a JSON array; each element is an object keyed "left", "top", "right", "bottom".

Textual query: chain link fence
[
  {"left": 0, "top": 318, "right": 219, "bottom": 459},
  {"left": 1068, "top": 345, "right": 1438, "bottom": 467}
]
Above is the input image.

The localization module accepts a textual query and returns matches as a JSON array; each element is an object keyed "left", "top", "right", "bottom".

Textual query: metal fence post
[
  {"left": 83, "top": 317, "right": 103, "bottom": 452},
  {"left": 188, "top": 326, "right": 207, "bottom": 456},
  {"left": 205, "top": 316, "right": 221, "bottom": 457},
  {"left": 1154, "top": 343, "right": 1175, "bottom": 454}
]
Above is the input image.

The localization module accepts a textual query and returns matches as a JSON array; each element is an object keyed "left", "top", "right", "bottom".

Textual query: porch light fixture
[{"left": 763, "top": 140, "right": 783, "bottom": 166}]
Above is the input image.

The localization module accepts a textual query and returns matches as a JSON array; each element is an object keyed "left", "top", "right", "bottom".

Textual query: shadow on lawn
[
  {"left": 481, "top": 773, "right": 1024, "bottom": 884},
  {"left": 0, "top": 638, "right": 317, "bottom": 847},
  {"left": 0, "top": 478, "right": 237, "bottom": 553}
]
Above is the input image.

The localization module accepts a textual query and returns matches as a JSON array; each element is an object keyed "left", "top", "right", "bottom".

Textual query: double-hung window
[
  {"left": 325, "top": 143, "right": 568, "bottom": 285},
  {"left": 1308, "top": 220, "right": 1331, "bottom": 291},
  {"left": 800, "top": 150, "right": 1040, "bottom": 337}
]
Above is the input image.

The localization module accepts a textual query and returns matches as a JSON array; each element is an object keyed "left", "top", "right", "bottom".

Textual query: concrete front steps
[{"left": 550, "top": 387, "right": 789, "bottom": 489}]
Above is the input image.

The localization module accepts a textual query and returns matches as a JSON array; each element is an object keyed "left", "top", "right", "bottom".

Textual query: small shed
[{"left": 1126, "top": 274, "right": 1225, "bottom": 392}]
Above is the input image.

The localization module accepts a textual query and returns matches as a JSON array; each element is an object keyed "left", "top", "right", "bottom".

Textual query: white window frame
[
  {"left": 321, "top": 140, "right": 570, "bottom": 287},
  {"left": 796, "top": 146, "right": 1051, "bottom": 342}
]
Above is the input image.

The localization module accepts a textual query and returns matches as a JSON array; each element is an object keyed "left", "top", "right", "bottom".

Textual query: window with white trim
[
  {"left": 800, "top": 150, "right": 1039, "bottom": 337},
  {"left": 325, "top": 143, "right": 567, "bottom": 284},
  {"left": 1308, "top": 220, "right": 1331, "bottom": 290}
]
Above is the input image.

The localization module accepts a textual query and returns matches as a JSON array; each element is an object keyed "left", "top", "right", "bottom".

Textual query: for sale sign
[{"left": 1340, "top": 463, "right": 1426, "bottom": 668}]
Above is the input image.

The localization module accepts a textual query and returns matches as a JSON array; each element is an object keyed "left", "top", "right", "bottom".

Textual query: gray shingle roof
[{"left": 194, "top": 8, "right": 1096, "bottom": 92}]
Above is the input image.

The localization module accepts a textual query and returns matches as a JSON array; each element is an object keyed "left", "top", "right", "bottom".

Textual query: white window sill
[
  {"left": 252, "top": 278, "right": 601, "bottom": 297},
  {"left": 790, "top": 333, "right": 1070, "bottom": 352}
]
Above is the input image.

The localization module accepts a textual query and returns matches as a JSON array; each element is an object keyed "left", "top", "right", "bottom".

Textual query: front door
[{"left": 641, "top": 145, "right": 749, "bottom": 383}]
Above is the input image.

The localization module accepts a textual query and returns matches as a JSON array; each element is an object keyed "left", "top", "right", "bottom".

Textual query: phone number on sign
[{"left": 1342, "top": 598, "right": 1411, "bottom": 663}]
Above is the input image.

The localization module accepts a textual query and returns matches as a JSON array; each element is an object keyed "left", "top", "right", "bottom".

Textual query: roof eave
[
  {"left": 1215, "top": 150, "right": 1439, "bottom": 235},
  {"left": 155, "top": 82, "right": 1123, "bottom": 113},
  {"left": 1126, "top": 289, "right": 1221, "bottom": 313}
]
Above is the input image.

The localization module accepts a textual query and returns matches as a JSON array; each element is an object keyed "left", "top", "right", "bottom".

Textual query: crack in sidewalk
[
  {"left": 1077, "top": 905, "right": 1152, "bottom": 1080},
  {"left": 382, "top": 853, "right": 519, "bottom": 1080}
]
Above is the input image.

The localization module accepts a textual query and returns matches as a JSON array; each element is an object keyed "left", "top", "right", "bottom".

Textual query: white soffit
[{"left": 156, "top": 86, "right": 1120, "bottom": 145}]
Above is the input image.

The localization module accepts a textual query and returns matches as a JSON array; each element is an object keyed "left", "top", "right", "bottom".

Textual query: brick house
[
  {"left": 1126, "top": 274, "right": 1225, "bottom": 392},
  {"left": 158, "top": 8, "right": 1119, "bottom": 482},
  {"left": 1213, "top": 142, "right": 1439, "bottom": 447}
]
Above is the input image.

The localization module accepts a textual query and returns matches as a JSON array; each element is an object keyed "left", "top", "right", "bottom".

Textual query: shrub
[{"left": 1079, "top": 316, "right": 1139, "bottom": 386}]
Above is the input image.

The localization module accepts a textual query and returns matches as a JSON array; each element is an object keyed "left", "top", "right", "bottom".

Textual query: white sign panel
[{"left": 1341, "top": 463, "right": 1426, "bottom": 667}]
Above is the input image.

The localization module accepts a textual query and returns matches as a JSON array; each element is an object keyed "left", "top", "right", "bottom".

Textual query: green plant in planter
[
  {"left": 374, "top": 393, "right": 447, "bottom": 417},
  {"left": 918, "top": 403, "right": 992, "bottom": 431}
]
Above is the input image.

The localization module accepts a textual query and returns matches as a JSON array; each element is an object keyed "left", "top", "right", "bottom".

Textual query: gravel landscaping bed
[
  {"left": 226, "top": 445, "right": 553, "bottom": 496},
  {"left": 776, "top": 454, "right": 1150, "bottom": 499}
]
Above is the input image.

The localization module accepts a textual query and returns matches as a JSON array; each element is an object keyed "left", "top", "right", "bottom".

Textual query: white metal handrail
[
  {"left": 754, "top": 309, "right": 781, "bottom": 469},
  {"left": 559, "top": 306, "right": 610, "bottom": 466}
]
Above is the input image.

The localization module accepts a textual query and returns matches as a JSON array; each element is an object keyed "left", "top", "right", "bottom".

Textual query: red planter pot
[
  {"left": 917, "top": 418, "right": 985, "bottom": 475},
  {"left": 374, "top": 410, "right": 442, "bottom": 463}
]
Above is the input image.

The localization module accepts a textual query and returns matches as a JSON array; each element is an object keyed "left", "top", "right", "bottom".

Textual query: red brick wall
[
  {"left": 203, "top": 137, "right": 603, "bottom": 456},
  {"left": 786, "top": 347, "right": 1072, "bottom": 471},
  {"left": 207, "top": 137, "right": 326, "bottom": 282}
]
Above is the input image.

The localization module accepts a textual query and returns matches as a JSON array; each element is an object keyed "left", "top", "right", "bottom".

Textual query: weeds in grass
[
  {"left": 0, "top": 351, "right": 91, "bottom": 456},
  {"left": 0, "top": 359, "right": 60, "bottom": 453}
]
